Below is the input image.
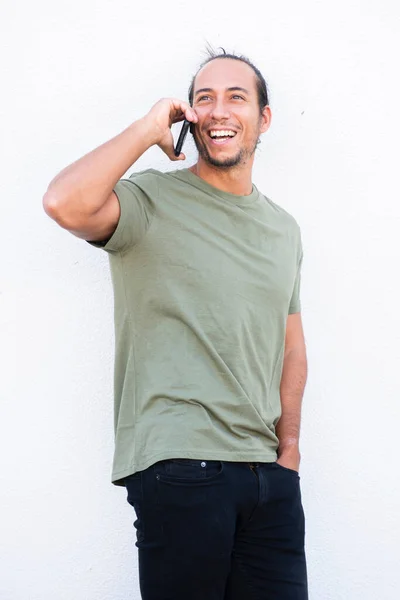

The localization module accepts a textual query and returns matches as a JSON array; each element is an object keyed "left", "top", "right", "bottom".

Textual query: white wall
[{"left": 2, "top": 1, "right": 400, "bottom": 598}]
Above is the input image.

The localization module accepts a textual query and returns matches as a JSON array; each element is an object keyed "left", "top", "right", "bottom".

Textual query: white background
[{"left": 1, "top": 1, "right": 400, "bottom": 599}]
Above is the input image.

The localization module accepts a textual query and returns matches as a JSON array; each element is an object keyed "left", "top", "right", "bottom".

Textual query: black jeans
[{"left": 124, "top": 459, "right": 308, "bottom": 600}]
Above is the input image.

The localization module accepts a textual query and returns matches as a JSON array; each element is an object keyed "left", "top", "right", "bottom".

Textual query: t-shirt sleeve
[
  {"left": 86, "top": 171, "right": 157, "bottom": 254},
  {"left": 288, "top": 229, "right": 303, "bottom": 314}
]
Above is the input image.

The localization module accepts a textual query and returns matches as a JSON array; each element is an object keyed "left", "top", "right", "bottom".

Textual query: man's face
[{"left": 191, "top": 59, "right": 270, "bottom": 169}]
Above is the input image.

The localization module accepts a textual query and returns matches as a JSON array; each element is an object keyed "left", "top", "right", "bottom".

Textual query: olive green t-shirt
[{"left": 87, "top": 168, "right": 303, "bottom": 485}]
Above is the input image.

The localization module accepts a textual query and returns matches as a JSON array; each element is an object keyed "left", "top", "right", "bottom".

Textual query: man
[{"left": 43, "top": 49, "right": 308, "bottom": 600}]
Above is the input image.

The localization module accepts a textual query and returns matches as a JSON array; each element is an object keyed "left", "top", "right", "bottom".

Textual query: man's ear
[{"left": 260, "top": 105, "right": 272, "bottom": 134}]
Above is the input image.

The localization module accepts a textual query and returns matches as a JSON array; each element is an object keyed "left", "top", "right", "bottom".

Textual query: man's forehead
[{"left": 193, "top": 59, "right": 257, "bottom": 94}]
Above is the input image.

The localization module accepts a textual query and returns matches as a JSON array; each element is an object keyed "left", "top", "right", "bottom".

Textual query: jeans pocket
[
  {"left": 155, "top": 459, "right": 224, "bottom": 485},
  {"left": 274, "top": 462, "right": 300, "bottom": 477}
]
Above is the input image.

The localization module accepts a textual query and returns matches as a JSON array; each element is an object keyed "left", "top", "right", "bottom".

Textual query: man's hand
[
  {"left": 143, "top": 98, "right": 198, "bottom": 161},
  {"left": 276, "top": 444, "right": 301, "bottom": 473}
]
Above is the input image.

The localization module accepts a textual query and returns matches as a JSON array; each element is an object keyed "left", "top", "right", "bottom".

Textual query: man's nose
[{"left": 210, "top": 100, "right": 231, "bottom": 121}]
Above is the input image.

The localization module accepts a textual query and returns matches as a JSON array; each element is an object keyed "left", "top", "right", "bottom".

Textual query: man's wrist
[
  {"left": 127, "top": 116, "right": 160, "bottom": 149},
  {"left": 276, "top": 442, "right": 301, "bottom": 471},
  {"left": 277, "top": 438, "right": 299, "bottom": 457}
]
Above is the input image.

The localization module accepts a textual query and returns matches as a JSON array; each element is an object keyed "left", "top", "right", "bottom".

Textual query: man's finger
[
  {"left": 158, "top": 130, "right": 185, "bottom": 161},
  {"left": 171, "top": 100, "right": 197, "bottom": 124}
]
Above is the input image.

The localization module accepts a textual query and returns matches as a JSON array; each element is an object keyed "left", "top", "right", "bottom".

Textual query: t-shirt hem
[
  {"left": 111, "top": 448, "right": 279, "bottom": 486},
  {"left": 288, "top": 304, "right": 301, "bottom": 314}
]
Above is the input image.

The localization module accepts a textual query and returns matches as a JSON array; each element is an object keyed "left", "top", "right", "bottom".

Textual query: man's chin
[
  {"left": 196, "top": 144, "right": 244, "bottom": 169},
  {"left": 207, "top": 155, "right": 243, "bottom": 168}
]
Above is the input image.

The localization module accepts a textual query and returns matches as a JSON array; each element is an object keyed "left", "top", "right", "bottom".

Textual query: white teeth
[{"left": 210, "top": 130, "right": 236, "bottom": 138}]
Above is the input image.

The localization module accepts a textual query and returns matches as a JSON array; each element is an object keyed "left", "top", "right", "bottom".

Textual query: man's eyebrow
[
  {"left": 194, "top": 88, "right": 213, "bottom": 96},
  {"left": 194, "top": 86, "right": 250, "bottom": 96},
  {"left": 227, "top": 87, "right": 250, "bottom": 94}
]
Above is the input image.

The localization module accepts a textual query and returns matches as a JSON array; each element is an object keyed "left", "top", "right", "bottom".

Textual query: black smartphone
[{"left": 174, "top": 119, "right": 191, "bottom": 157}]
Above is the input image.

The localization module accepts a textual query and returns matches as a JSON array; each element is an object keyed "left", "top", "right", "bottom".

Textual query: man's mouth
[{"left": 207, "top": 129, "right": 238, "bottom": 145}]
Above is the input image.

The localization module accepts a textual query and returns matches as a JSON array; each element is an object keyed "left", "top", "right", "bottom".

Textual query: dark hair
[{"left": 188, "top": 46, "right": 269, "bottom": 114}]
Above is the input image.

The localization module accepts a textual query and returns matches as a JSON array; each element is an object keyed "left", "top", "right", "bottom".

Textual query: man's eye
[
  {"left": 232, "top": 95, "right": 244, "bottom": 100},
  {"left": 198, "top": 95, "right": 211, "bottom": 101}
]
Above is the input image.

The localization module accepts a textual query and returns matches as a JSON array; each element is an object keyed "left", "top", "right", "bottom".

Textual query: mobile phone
[{"left": 174, "top": 119, "right": 191, "bottom": 157}]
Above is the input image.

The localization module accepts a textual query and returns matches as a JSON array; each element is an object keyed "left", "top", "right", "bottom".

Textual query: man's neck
[{"left": 188, "top": 160, "right": 254, "bottom": 196}]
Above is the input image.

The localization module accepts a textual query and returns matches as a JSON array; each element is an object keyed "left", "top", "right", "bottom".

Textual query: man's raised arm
[{"left": 42, "top": 99, "right": 198, "bottom": 242}]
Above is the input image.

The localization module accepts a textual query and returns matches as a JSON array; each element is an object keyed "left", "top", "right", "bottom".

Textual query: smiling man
[
  {"left": 189, "top": 58, "right": 269, "bottom": 176},
  {"left": 43, "top": 48, "right": 308, "bottom": 600}
]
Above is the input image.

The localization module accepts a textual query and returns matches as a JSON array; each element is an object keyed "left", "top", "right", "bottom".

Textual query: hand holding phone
[{"left": 145, "top": 98, "right": 196, "bottom": 160}]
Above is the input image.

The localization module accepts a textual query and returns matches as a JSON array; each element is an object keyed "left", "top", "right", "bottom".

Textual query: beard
[{"left": 192, "top": 129, "right": 260, "bottom": 169}]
